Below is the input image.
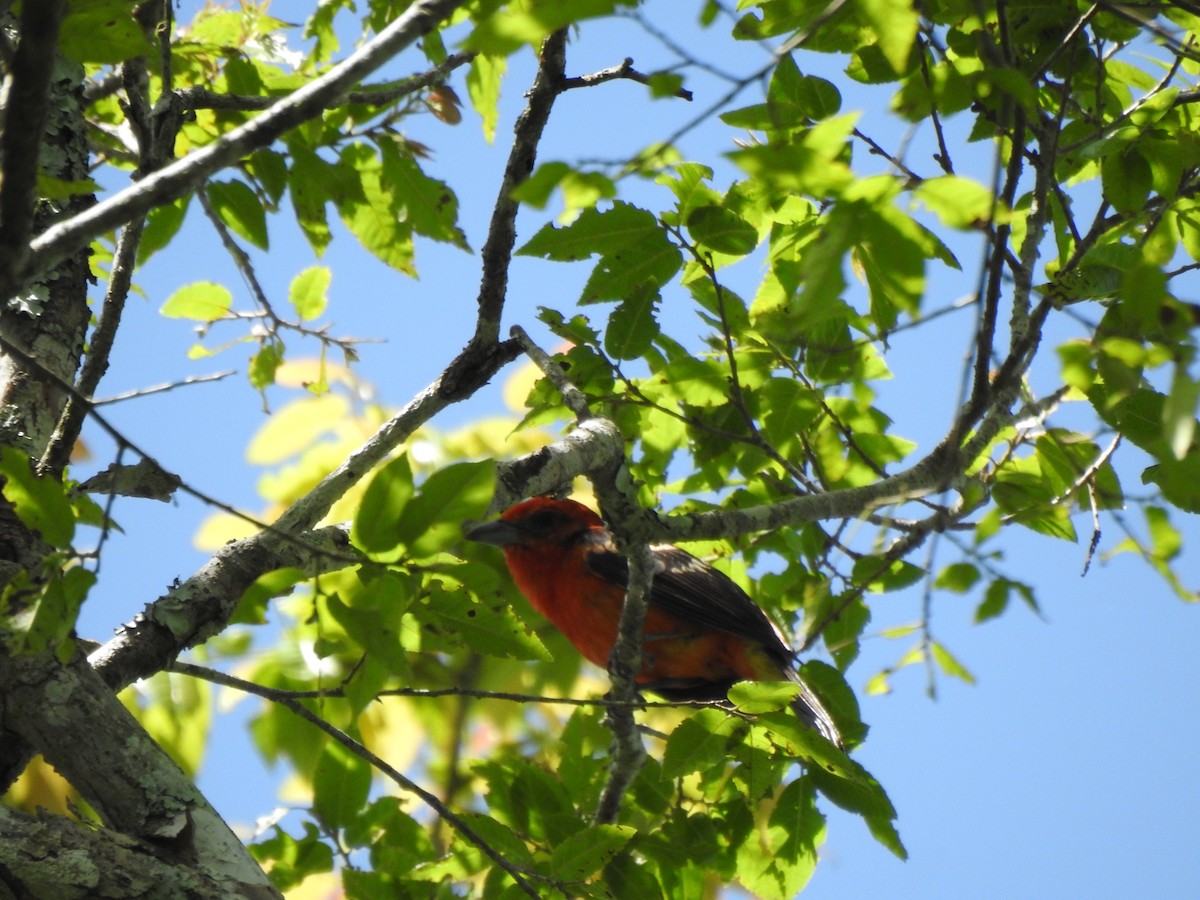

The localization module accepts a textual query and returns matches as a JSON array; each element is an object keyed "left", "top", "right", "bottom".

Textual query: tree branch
[
  {"left": 0, "top": 522, "right": 356, "bottom": 791},
  {"left": 0, "top": 805, "right": 271, "bottom": 900},
  {"left": 0, "top": 0, "right": 66, "bottom": 282},
  {"left": 16, "top": 0, "right": 469, "bottom": 297},
  {"left": 175, "top": 56, "right": 474, "bottom": 111},
  {"left": 500, "top": 328, "right": 654, "bottom": 822},
  {"left": 39, "top": 214, "right": 145, "bottom": 474},
  {"left": 561, "top": 57, "right": 694, "bottom": 100},
  {"left": 264, "top": 681, "right": 544, "bottom": 898},
  {"left": 470, "top": 29, "right": 568, "bottom": 347},
  {"left": 0, "top": 651, "right": 279, "bottom": 897}
]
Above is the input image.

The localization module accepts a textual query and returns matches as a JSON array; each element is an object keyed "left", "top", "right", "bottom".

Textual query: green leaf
[
  {"left": 0, "top": 447, "right": 75, "bottom": 548},
  {"left": 288, "top": 147, "right": 334, "bottom": 256},
  {"left": 800, "top": 660, "right": 868, "bottom": 748},
  {"left": 161, "top": 282, "right": 233, "bottom": 322},
  {"left": 393, "top": 460, "right": 495, "bottom": 557},
  {"left": 1101, "top": 148, "right": 1152, "bottom": 214},
  {"left": 208, "top": 180, "right": 269, "bottom": 250},
  {"left": 735, "top": 777, "right": 822, "bottom": 900},
  {"left": 604, "top": 848, "right": 669, "bottom": 900},
  {"left": 138, "top": 196, "right": 192, "bottom": 264},
  {"left": 662, "top": 709, "right": 742, "bottom": 779},
  {"left": 416, "top": 579, "right": 551, "bottom": 660},
  {"left": 467, "top": 54, "right": 505, "bottom": 142},
  {"left": 975, "top": 579, "right": 1009, "bottom": 622},
  {"left": 336, "top": 144, "right": 415, "bottom": 274},
  {"left": 595, "top": 247, "right": 676, "bottom": 307},
  {"left": 520, "top": 202, "right": 681, "bottom": 304},
  {"left": 686, "top": 205, "right": 759, "bottom": 256},
  {"left": 549, "top": 825, "right": 636, "bottom": 881},
  {"left": 934, "top": 562, "right": 980, "bottom": 593},
  {"left": 580, "top": 232, "right": 681, "bottom": 304},
  {"left": 312, "top": 740, "right": 372, "bottom": 831},
  {"left": 465, "top": 0, "right": 624, "bottom": 54},
  {"left": 647, "top": 72, "right": 685, "bottom": 99},
  {"left": 510, "top": 162, "right": 572, "bottom": 208},
  {"left": 728, "top": 680, "right": 801, "bottom": 714},
  {"left": 914, "top": 175, "right": 1000, "bottom": 229},
  {"left": 855, "top": 203, "right": 928, "bottom": 326},
  {"left": 818, "top": 593, "right": 870, "bottom": 669},
  {"left": 352, "top": 454, "right": 414, "bottom": 554},
  {"left": 446, "top": 810, "right": 535, "bottom": 868},
  {"left": 852, "top": 557, "right": 924, "bottom": 592},
  {"left": 23, "top": 567, "right": 97, "bottom": 657},
  {"left": 380, "top": 145, "right": 468, "bottom": 247},
  {"left": 1144, "top": 505, "right": 1181, "bottom": 561},
  {"left": 605, "top": 291, "right": 659, "bottom": 359},
  {"left": 975, "top": 578, "right": 1040, "bottom": 623},
  {"left": 326, "top": 576, "right": 412, "bottom": 675},
  {"left": 1164, "top": 364, "right": 1199, "bottom": 460},
  {"left": 289, "top": 266, "right": 331, "bottom": 321},
  {"left": 519, "top": 201, "right": 669, "bottom": 261},
  {"left": 758, "top": 709, "right": 904, "bottom": 858},
  {"left": 930, "top": 641, "right": 975, "bottom": 684},
  {"left": 59, "top": 0, "right": 154, "bottom": 63},
  {"left": 767, "top": 54, "right": 841, "bottom": 125},
  {"left": 247, "top": 148, "right": 288, "bottom": 204},
  {"left": 248, "top": 341, "right": 284, "bottom": 391},
  {"left": 1175, "top": 198, "right": 1200, "bottom": 262},
  {"left": 250, "top": 823, "right": 334, "bottom": 891},
  {"left": 233, "top": 567, "right": 308, "bottom": 626},
  {"left": 728, "top": 115, "right": 858, "bottom": 196},
  {"left": 855, "top": 0, "right": 919, "bottom": 73},
  {"left": 1142, "top": 455, "right": 1200, "bottom": 513}
]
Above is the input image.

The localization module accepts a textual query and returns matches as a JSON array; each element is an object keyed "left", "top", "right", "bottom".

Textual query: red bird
[{"left": 467, "top": 496, "right": 841, "bottom": 747}]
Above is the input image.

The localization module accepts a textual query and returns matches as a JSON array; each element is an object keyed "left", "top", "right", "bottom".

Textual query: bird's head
[{"left": 465, "top": 497, "right": 603, "bottom": 548}]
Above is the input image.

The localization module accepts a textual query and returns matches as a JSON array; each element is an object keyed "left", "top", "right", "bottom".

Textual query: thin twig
[
  {"left": 509, "top": 324, "right": 593, "bottom": 420},
  {"left": 218, "top": 673, "right": 546, "bottom": 898},
  {"left": 93, "top": 371, "right": 237, "bottom": 405},
  {"left": 1, "top": 332, "right": 361, "bottom": 566},
  {"left": 561, "top": 57, "right": 693, "bottom": 100},
  {"left": 39, "top": 215, "right": 146, "bottom": 475},
  {"left": 175, "top": 55, "right": 474, "bottom": 112}
]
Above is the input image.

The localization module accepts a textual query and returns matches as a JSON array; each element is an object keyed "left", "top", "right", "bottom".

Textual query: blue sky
[{"left": 74, "top": 4, "right": 1199, "bottom": 897}]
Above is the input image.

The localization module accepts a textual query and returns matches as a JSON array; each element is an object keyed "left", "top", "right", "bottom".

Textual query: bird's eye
[{"left": 524, "top": 509, "right": 564, "bottom": 532}]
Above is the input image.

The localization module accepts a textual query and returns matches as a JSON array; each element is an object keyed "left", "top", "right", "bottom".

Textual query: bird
[{"left": 466, "top": 496, "right": 842, "bottom": 747}]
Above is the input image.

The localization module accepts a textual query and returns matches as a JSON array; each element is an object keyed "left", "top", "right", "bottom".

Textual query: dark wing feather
[
  {"left": 583, "top": 531, "right": 844, "bottom": 747},
  {"left": 581, "top": 532, "right": 794, "bottom": 667}
]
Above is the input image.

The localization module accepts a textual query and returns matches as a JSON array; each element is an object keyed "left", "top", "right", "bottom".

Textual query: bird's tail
[{"left": 787, "top": 668, "right": 843, "bottom": 749}]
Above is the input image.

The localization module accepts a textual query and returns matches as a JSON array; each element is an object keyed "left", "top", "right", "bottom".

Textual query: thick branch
[
  {"left": 0, "top": 805, "right": 271, "bottom": 900},
  {"left": 0, "top": 651, "right": 279, "bottom": 897},
  {"left": 17, "top": 0, "right": 468, "bottom": 296},
  {"left": 3, "top": 339, "right": 520, "bottom": 789},
  {"left": 0, "top": 522, "right": 353, "bottom": 791},
  {"left": 0, "top": 0, "right": 66, "bottom": 282},
  {"left": 87, "top": 334, "right": 520, "bottom": 697}
]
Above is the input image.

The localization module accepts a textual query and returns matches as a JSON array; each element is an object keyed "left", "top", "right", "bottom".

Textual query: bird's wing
[
  {"left": 582, "top": 530, "right": 843, "bottom": 747},
  {"left": 580, "top": 531, "right": 793, "bottom": 665}
]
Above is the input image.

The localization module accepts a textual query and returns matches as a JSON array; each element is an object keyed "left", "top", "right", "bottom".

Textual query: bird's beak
[{"left": 464, "top": 519, "right": 523, "bottom": 547}]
